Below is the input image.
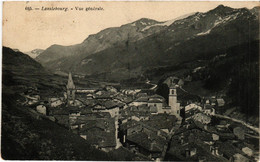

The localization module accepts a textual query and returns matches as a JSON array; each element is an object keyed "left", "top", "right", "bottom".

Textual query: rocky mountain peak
[
  {"left": 250, "top": 6, "right": 260, "bottom": 16},
  {"left": 208, "top": 5, "right": 235, "bottom": 15}
]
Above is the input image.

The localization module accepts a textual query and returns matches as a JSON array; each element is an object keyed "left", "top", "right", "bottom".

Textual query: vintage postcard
[{"left": 2, "top": 1, "right": 259, "bottom": 161}]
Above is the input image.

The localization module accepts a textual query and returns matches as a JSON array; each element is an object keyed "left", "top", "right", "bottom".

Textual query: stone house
[
  {"left": 148, "top": 99, "right": 163, "bottom": 111},
  {"left": 131, "top": 97, "right": 149, "bottom": 106},
  {"left": 50, "top": 98, "right": 63, "bottom": 107},
  {"left": 217, "top": 98, "right": 225, "bottom": 107},
  {"left": 192, "top": 113, "right": 211, "bottom": 124},
  {"left": 36, "top": 105, "right": 47, "bottom": 115}
]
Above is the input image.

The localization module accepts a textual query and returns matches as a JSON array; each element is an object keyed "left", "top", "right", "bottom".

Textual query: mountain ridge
[
  {"left": 35, "top": 17, "right": 168, "bottom": 67},
  {"left": 35, "top": 5, "right": 259, "bottom": 81}
]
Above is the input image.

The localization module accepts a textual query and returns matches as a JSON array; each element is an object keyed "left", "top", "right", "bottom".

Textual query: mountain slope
[
  {"left": 74, "top": 5, "right": 259, "bottom": 81},
  {"left": 35, "top": 5, "right": 259, "bottom": 81},
  {"left": 35, "top": 18, "right": 169, "bottom": 70}
]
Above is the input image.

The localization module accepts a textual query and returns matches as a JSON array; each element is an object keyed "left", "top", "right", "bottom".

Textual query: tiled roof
[
  {"left": 80, "top": 108, "right": 92, "bottom": 115},
  {"left": 134, "top": 97, "right": 149, "bottom": 102},
  {"left": 143, "top": 114, "right": 177, "bottom": 130},
  {"left": 136, "top": 93, "right": 148, "bottom": 98},
  {"left": 79, "top": 118, "right": 116, "bottom": 148},
  {"left": 96, "top": 100, "right": 118, "bottom": 109},
  {"left": 81, "top": 129, "right": 116, "bottom": 148},
  {"left": 148, "top": 99, "right": 163, "bottom": 103},
  {"left": 51, "top": 109, "right": 69, "bottom": 115},
  {"left": 94, "top": 91, "right": 112, "bottom": 99},
  {"left": 115, "top": 96, "right": 133, "bottom": 104},
  {"left": 76, "top": 87, "right": 98, "bottom": 90},
  {"left": 216, "top": 141, "right": 244, "bottom": 158},
  {"left": 150, "top": 94, "right": 165, "bottom": 100},
  {"left": 80, "top": 118, "right": 114, "bottom": 132},
  {"left": 127, "top": 131, "right": 167, "bottom": 152},
  {"left": 84, "top": 112, "right": 111, "bottom": 118},
  {"left": 120, "top": 120, "right": 140, "bottom": 131},
  {"left": 168, "top": 139, "right": 225, "bottom": 161}
]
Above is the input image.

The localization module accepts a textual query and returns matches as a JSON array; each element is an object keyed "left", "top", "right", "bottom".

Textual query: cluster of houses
[
  {"left": 19, "top": 86, "right": 41, "bottom": 106},
  {"left": 69, "top": 111, "right": 120, "bottom": 152},
  {"left": 184, "top": 95, "right": 226, "bottom": 122},
  {"left": 21, "top": 73, "right": 181, "bottom": 154},
  {"left": 129, "top": 83, "right": 182, "bottom": 116},
  {"left": 22, "top": 73, "right": 206, "bottom": 157},
  {"left": 166, "top": 115, "right": 258, "bottom": 162},
  {"left": 23, "top": 72, "right": 258, "bottom": 162},
  {"left": 164, "top": 92, "right": 258, "bottom": 162},
  {"left": 119, "top": 114, "right": 181, "bottom": 160},
  {"left": 16, "top": 71, "right": 259, "bottom": 161}
]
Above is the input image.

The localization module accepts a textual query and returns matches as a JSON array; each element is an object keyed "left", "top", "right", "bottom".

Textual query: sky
[{"left": 2, "top": 1, "right": 259, "bottom": 52}]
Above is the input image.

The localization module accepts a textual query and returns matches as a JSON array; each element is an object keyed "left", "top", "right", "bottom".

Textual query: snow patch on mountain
[
  {"left": 197, "top": 12, "right": 240, "bottom": 36},
  {"left": 141, "top": 12, "right": 195, "bottom": 31},
  {"left": 131, "top": 23, "right": 136, "bottom": 27},
  {"left": 140, "top": 21, "right": 147, "bottom": 26},
  {"left": 25, "top": 49, "right": 44, "bottom": 59},
  {"left": 197, "top": 29, "right": 212, "bottom": 36},
  {"left": 214, "top": 12, "right": 240, "bottom": 27}
]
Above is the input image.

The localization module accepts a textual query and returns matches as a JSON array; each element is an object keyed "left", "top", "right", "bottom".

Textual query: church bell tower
[{"left": 168, "top": 82, "right": 180, "bottom": 115}]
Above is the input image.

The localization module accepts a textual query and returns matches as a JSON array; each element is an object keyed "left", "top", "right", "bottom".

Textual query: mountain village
[
  {"left": 17, "top": 72, "right": 259, "bottom": 161},
  {"left": 2, "top": 3, "right": 259, "bottom": 161}
]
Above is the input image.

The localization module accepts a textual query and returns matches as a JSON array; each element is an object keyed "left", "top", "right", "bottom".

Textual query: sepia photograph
[{"left": 2, "top": 1, "right": 260, "bottom": 161}]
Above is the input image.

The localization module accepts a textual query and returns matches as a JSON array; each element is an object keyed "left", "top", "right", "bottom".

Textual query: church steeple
[
  {"left": 66, "top": 72, "right": 76, "bottom": 105},
  {"left": 67, "top": 72, "right": 75, "bottom": 89}
]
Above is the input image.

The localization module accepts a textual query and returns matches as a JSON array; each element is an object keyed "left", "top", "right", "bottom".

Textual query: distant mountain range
[
  {"left": 35, "top": 5, "right": 259, "bottom": 81},
  {"left": 25, "top": 49, "right": 44, "bottom": 59}
]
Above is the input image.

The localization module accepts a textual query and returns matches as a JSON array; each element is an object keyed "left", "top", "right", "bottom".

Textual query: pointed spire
[
  {"left": 169, "top": 78, "right": 177, "bottom": 88},
  {"left": 66, "top": 72, "right": 75, "bottom": 89}
]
